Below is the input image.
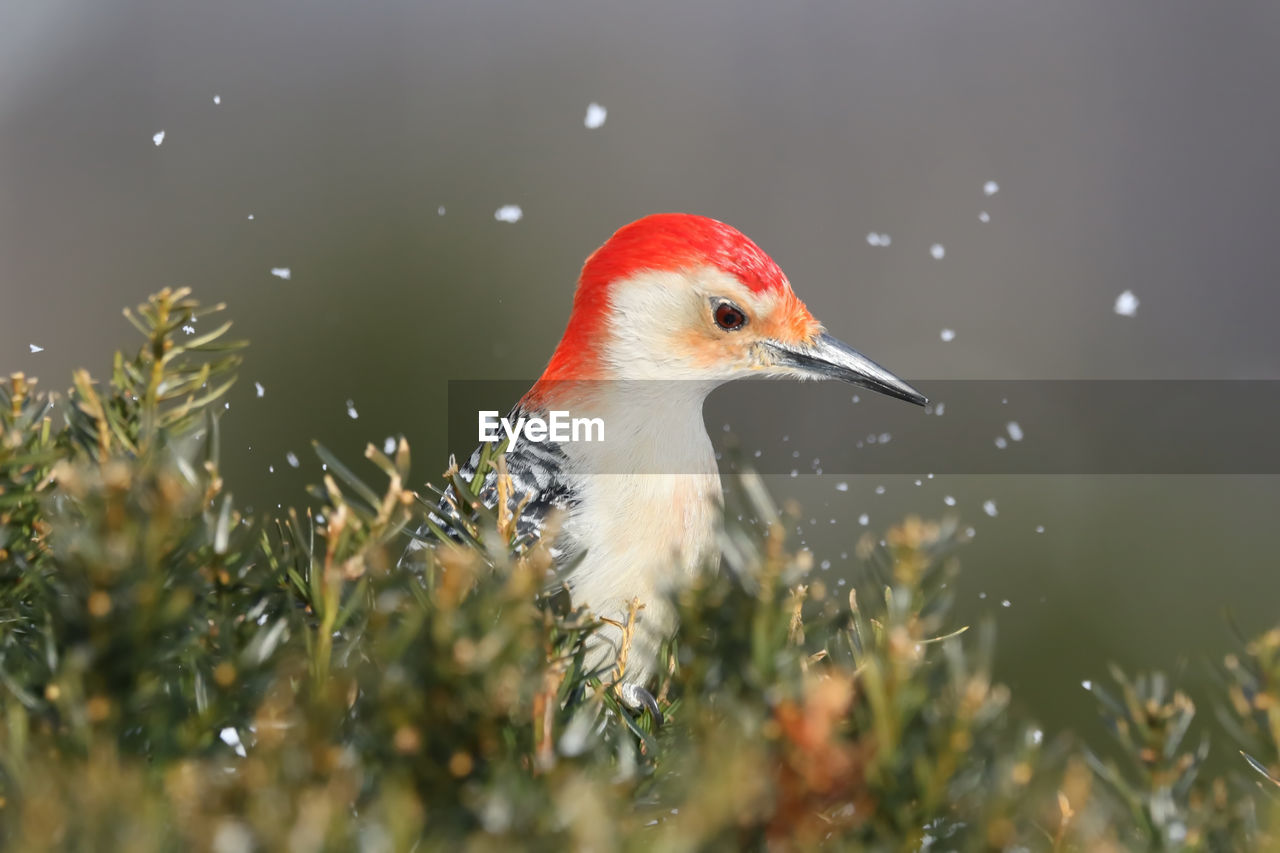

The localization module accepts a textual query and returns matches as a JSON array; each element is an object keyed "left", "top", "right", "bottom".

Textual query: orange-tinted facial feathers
[
  {"left": 756, "top": 288, "right": 822, "bottom": 348},
  {"left": 668, "top": 284, "right": 822, "bottom": 374}
]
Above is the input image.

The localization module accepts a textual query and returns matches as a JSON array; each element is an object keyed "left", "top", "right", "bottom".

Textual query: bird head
[{"left": 536, "top": 213, "right": 926, "bottom": 405}]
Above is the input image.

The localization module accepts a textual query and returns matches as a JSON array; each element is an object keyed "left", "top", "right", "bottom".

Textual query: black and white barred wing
[{"left": 400, "top": 404, "right": 578, "bottom": 564}]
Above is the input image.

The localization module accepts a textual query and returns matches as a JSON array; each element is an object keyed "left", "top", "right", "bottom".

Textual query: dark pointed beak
[{"left": 766, "top": 333, "right": 927, "bottom": 406}]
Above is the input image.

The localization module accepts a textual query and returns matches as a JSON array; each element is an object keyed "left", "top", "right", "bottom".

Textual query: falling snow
[
  {"left": 994, "top": 437, "right": 1008, "bottom": 449},
  {"left": 1114, "top": 290, "right": 1139, "bottom": 317},
  {"left": 865, "top": 232, "right": 892, "bottom": 247},
  {"left": 584, "top": 102, "right": 607, "bottom": 129},
  {"left": 220, "top": 727, "right": 247, "bottom": 757},
  {"left": 983, "top": 180, "right": 1000, "bottom": 196},
  {"left": 153, "top": 130, "right": 166, "bottom": 146},
  {"left": 437, "top": 206, "right": 446, "bottom": 216},
  {"left": 286, "top": 452, "right": 300, "bottom": 468},
  {"left": 983, "top": 500, "right": 998, "bottom": 517},
  {"left": 930, "top": 243, "right": 946, "bottom": 260},
  {"left": 346, "top": 399, "right": 359, "bottom": 419},
  {"left": 835, "top": 482, "right": 849, "bottom": 492},
  {"left": 1081, "top": 680, "right": 1093, "bottom": 691},
  {"left": 858, "top": 513, "right": 869, "bottom": 526},
  {"left": 182, "top": 324, "right": 196, "bottom": 335},
  {"left": 944, "top": 495, "right": 956, "bottom": 506},
  {"left": 254, "top": 382, "right": 265, "bottom": 398},
  {"left": 874, "top": 485, "right": 885, "bottom": 495},
  {"left": 29, "top": 344, "right": 43, "bottom": 353},
  {"left": 247, "top": 214, "right": 255, "bottom": 220},
  {"left": 979, "top": 211, "right": 990, "bottom": 223},
  {"left": 1007, "top": 421, "right": 1024, "bottom": 441},
  {"left": 270, "top": 267, "right": 291, "bottom": 280},
  {"left": 494, "top": 205, "right": 523, "bottom": 223},
  {"left": 940, "top": 328, "right": 956, "bottom": 342},
  {"left": 1035, "top": 525, "right": 1046, "bottom": 533},
  {"left": 1002, "top": 599, "right": 1011, "bottom": 608},
  {"left": 383, "top": 436, "right": 396, "bottom": 455},
  {"left": 213, "top": 94, "right": 222, "bottom": 105}
]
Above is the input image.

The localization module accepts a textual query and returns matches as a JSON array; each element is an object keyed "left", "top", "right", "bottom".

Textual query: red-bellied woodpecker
[{"left": 413, "top": 213, "right": 925, "bottom": 717}]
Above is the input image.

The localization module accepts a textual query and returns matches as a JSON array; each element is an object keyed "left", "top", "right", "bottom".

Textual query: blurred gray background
[{"left": 4, "top": 0, "right": 1280, "bottom": 760}]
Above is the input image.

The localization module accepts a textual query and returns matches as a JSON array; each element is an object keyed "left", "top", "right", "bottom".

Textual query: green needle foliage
[{"left": 0, "top": 288, "right": 1278, "bottom": 850}]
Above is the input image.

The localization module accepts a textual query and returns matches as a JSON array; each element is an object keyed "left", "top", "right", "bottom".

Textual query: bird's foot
[{"left": 618, "top": 683, "right": 664, "bottom": 728}]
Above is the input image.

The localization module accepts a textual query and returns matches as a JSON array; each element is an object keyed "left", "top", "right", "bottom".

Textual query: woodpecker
[{"left": 413, "top": 213, "right": 925, "bottom": 715}]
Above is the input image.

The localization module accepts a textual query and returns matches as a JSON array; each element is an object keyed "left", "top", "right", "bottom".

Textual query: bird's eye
[{"left": 713, "top": 301, "right": 747, "bottom": 331}]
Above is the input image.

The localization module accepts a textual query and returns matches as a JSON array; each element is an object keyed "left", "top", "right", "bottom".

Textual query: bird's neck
[{"left": 527, "top": 380, "right": 718, "bottom": 476}]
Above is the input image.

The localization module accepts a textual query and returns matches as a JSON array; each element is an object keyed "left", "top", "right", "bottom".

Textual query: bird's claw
[{"left": 619, "top": 683, "right": 664, "bottom": 727}]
